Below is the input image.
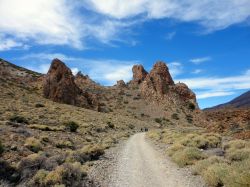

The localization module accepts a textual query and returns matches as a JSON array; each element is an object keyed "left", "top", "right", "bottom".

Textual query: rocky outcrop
[
  {"left": 116, "top": 80, "right": 127, "bottom": 88},
  {"left": 140, "top": 61, "right": 197, "bottom": 110},
  {"left": 131, "top": 65, "right": 148, "bottom": 84},
  {"left": 141, "top": 61, "right": 174, "bottom": 96},
  {"left": 43, "top": 59, "right": 92, "bottom": 108}
]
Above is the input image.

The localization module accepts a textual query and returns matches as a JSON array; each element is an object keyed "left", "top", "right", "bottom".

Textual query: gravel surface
[{"left": 89, "top": 133, "right": 206, "bottom": 187}]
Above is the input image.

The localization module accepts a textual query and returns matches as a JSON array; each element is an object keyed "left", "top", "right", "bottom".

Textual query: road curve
[{"left": 108, "top": 133, "right": 205, "bottom": 187}]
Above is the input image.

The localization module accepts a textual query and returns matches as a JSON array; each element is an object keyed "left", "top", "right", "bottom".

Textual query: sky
[{"left": 0, "top": 0, "right": 250, "bottom": 109}]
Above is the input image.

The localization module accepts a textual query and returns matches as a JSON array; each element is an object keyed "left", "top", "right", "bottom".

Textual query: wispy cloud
[
  {"left": 16, "top": 53, "right": 137, "bottom": 86},
  {"left": 190, "top": 57, "right": 211, "bottom": 64},
  {"left": 177, "top": 69, "right": 250, "bottom": 99},
  {"left": 1, "top": 1, "right": 250, "bottom": 50},
  {"left": 87, "top": 0, "right": 250, "bottom": 32},
  {"left": 168, "top": 62, "right": 183, "bottom": 78},
  {"left": 192, "top": 69, "right": 203, "bottom": 74},
  {"left": 165, "top": 31, "right": 176, "bottom": 40}
]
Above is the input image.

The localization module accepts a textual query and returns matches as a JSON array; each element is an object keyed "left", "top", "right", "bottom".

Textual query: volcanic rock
[
  {"left": 131, "top": 65, "right": 148, "bottom": 84},
  {"left": 43, "top": 59, "right": 90, "bottom": 107},
  {"left": 141, "top": 61, "right": 174, "bottom": 96},
  {"left": 116, "top": 80, "right": 127, "bottom": 88}
]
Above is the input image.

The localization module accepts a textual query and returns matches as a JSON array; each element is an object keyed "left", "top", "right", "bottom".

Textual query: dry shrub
[
  {"left": 203, "top": 163, "right": 230, "bottom": 187},
  {"left": 56, "top": 140, "right": 74, "bottom": 149},
  {"left": 69, "top": 145, "right": 105, "bottom": 164},
  {"left": 226, "top": 148, "right": 250, "bottom": 161},
  {"left": 17, "top": 153, "right": 46, "bottom": 179},
  {"left": 44, "top": 162, "right": 87, "bottom": 186},
  {"left": 24, "top": 137, "right": 42, "bottom": 153},
  {"left": 192, "top": 156, "right": 226, "bottom": 175},
  {"left": 167, "top": 143, "right": 185, "bottom": 157},
  {"left": 172, "top": 147, "right": 206, "bottom": 167}
]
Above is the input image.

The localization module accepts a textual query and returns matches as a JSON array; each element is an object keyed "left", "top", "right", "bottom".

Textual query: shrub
[
  {"left": 64, "top": 121, "right": 79, "bottom": 132},
  {"left": 29, "top": 124, "right": 62, "bottom": 131},
  {"left": 107, "top": 121, "right": 115, "bottom": 129},
  {"left": 188, "top": 102, "right": 196, "bottom": 110},
  {"left": 172, "top": 147, "right": 206, "bottom": 167},
  {"left": 35, "top": 103, "right": 45, "bottom": 108},
  {"left": 44, "top": 162, "right": 87, "bottom": 186},
  {"left": 9, "top": 115, "right": 28, "bottom": 124},
  {"left": 0, "top": 141, "right": 4, "bottom": 155},
  {"left": 154, "top": 118, "right": 162, "bottom": 124},
  {"left": 171, "top": 113, "right": 179, "bottom": 120},
  {"left": 24, "top": 137, "right": 42, "bottom": 153},
  {"left": 226, "top": 148, "right": 250, "bottom": 161},
  {"left": 223, "top": 139, "right": 248, "bottom": 150},
  {"left": 167, "top": 143, "right": 185, "bottom": 157},
  {"left": 203, "top": 163, "right": 230, "bottom": 187},
  {"left": 29, "top": 169, "right": 49, "bottom": 186},
  {"left": 192, "top": 156, "right": 226, "bottom": 175},
  {"left": 70, "top": 145, "right": 105, "bottom": 164},
  {"left": 56, "top": 140, "right": 74, "bottom": 149},
  {"left": 17, "top": 153, "right": 46, "bottom": 179},
  {"left": 226, "top": 158, "right": 250, "bottom": 187}
]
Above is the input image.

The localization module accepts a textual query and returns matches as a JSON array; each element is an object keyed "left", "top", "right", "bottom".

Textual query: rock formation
[
  {"left": 116, "top": 80, "right": 127, "bottom": 88},
  {"left": 43, "top": 59, "right": 92, "bottom": 108},
  {"left": 131, "top": 65, "right": 148, "bottom": 84},
  {"left": 140, "top": 61, "right": 197, "bottom": 110}
]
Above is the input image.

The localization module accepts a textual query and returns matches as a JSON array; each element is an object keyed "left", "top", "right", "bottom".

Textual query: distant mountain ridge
[{"left": 208, "top": 90, "right": 250, "bottom": 109}]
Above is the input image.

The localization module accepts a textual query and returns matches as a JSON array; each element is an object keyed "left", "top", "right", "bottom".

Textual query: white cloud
[
  {"left": 87, "top": 0, "right": 250, "bottom": 31},
  {"left": 177, "top": 69, "right": 250, "bottom": 99},
  {"left": 16, "top": 53, "right": 137, "bottom": 86},
  {"left": 1, "top": 1, "right": 250, "bottom": 50},
  {"left": 0, "top": 0, "right": 83, "bottom": 49},
  {"left": 165, "top": 31, "right": 176, "bottom": 40},
  {"left": 190, "top": 57, "right": 211, "bottom": 64},
  {"left": 192, "top": 69, "right": 203, "bottom": 74},
  {"left": 0, "top": 35, "right": 28, "bottom": 51},
  {"left": 168, "top": 62, "right": 183, "bottom": 77},
  {"left": 25, "top": 63, "right": 50, "bottom": 74},
  {"left": 196, "top": 91, "right": 235, "bottom": 99}
]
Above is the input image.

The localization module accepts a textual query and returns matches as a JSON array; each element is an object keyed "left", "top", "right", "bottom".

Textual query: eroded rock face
[
  {"left": 141, "top": 61, "right": 174, "bottom": 96},
  {"left": 132, "top": 65, "right": 148, "bottom": 84},
  {"left": 116, "top": 80, "right": 126, "bottom": 88},
  {"left": 43, "top": 59, "right": 89, "bottom": 107},
  {"left": 173, "top": 83, "right": 196, "bottom": 101}
]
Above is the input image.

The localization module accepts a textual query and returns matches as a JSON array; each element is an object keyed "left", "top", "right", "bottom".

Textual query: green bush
[
  {"left": 188, "top": 102, "right": 196, "bottom": 110},
  {"left": 64, "top": 121, "right": 79, "bottom": 132},
  {"left": 9, "top": 115, "right": 28, "bottom": 124}
]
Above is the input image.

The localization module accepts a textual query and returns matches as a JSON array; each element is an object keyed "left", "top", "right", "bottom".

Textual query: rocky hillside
[{"left": 208, "top": 90, "right": 250, "bottom": 109}]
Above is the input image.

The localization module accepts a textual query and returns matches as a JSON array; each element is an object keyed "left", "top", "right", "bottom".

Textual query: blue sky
[{"left": 0, "top": 0, "right": 250, "bottom": 109}]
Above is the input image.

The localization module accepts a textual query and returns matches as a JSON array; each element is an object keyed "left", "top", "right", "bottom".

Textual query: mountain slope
[{"left": 209, "top": 90, "right": 250, "bottom": 109}]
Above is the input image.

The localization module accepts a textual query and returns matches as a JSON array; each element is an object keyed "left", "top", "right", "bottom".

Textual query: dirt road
[{"left": 90, "top": 133, "right": 206, "bottom": 187}]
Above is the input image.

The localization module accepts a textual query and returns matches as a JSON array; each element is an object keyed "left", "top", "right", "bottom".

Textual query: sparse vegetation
[
  {"left": 9, "top": 115, "right": 29, "bottom": 124},
  {"left": 64, "top": 121, "right": 79, "bottom": 132},
  {"left": 24, "top": 137, "right": 42, "bottom": 153},
  {"left": 171, "top": 113, "right": 179, "bottom": 120},
  {"left": 107, "top": 121, "right": 115, "bottom": 129},
  {"left": 172, "top": 147, "right": 206, "bottom": 167},
  {"left": 56, "top": 140, "right": 74, "bottom": 149}
]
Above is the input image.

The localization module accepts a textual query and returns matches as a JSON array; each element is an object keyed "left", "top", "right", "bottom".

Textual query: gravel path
[{"left": 89, "top": 133, "right": 206, "bottom": 187}]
